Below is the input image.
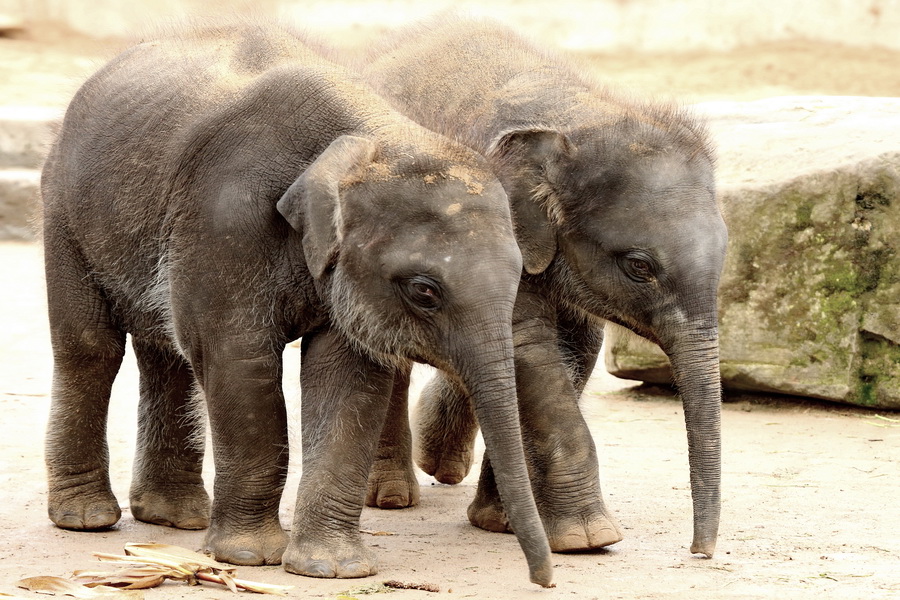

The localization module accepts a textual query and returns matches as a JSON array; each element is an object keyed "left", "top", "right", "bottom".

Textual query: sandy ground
[{"left": 1, "top": 20, "right": 900, "bottom": 600}]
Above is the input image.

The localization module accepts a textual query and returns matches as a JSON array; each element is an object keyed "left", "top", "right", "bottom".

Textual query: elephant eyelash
[
  {"left": 616, "top": 250, "right": 658, "bottom": 283},
  {"left": 396, "top": 275, "right": 444, "bottom": 313}
]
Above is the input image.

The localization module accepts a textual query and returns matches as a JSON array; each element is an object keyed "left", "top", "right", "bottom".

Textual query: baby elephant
[
  {"left": 41, "top": 20, "right": 553, "bottom": 587},
  {"left": 360, "top": 17, "right": 727, "bottom": 558}
]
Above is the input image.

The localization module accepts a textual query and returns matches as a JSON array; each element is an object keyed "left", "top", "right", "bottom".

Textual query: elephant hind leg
[
  {"left": 45, "top": 234, "right": 126, "bottom": 530},
  {"left": 466, "top": 457, "right": 509, "bottom": 533},
  {"left": 366, "top": 362, "right": 420, "bottom": 509},
  {"left": 412, "top": 371, "right": 478, "bottom": 485},
  {"left": 129, "top": 337, "right": 210, "bottom": 530}
]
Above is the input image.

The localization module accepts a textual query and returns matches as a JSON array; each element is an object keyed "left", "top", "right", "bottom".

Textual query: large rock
[{"left": 605, "top": 96, "right": 900, "bottom": 409}]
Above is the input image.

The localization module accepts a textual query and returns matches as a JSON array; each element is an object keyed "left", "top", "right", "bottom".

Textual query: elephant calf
[
  {"left": 41, "top": 20, "right": 553, "bottom": 586},
  {"left": 359, "top": 17, "right": 728, "bottom": 558}
]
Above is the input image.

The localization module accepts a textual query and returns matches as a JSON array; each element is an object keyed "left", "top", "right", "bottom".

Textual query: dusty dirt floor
[{"left": 1, "top": 19, "right": 900, "bottom": 600}]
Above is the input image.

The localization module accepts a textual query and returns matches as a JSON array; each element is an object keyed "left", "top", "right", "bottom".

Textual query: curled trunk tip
[
  {"left": 530, "top": 559, "right": 555, "bottom": 587},
  {"left": 691, "top": 536, "right": 717, "bottom": 558}
]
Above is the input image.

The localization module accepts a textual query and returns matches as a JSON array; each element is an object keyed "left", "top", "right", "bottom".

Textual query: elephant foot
[
  {"left": 282, "top": 536, "right": 377, "bottom": 578},
  {"left": 203, "top": 521, "right": 287, "bottom": 566},
  {"left": 545, "top": 510, "right": 624, "bottom": 552},
  {"left": 466, "top": 494, "right": 510, "bottom": 533},
  {"left": 130, "top": 483, "right": 211, "bottom": 530},
  {"left": 416, "top": 445, "right": 473, "bottom": 485},
  {"left": 413, "top": 419, "right": 476, "bottom": 484},
  {"left": 412, "top": 375, "right": 477, "bottom": 485},
  {"left": 365, "top": 458, "right": 420, "bottom": 509},
  {"left": 48, "top": 482, "right": 121, "bottom": 530},
  {"left": 468, "top": 494, "right": 624, "bottom": 552}
]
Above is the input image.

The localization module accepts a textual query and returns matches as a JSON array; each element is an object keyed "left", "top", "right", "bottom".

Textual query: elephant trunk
[
  {"left": 665, "top": 321, "right": 722, "bottom": 558},
  {"left": 457, "top": 332, "right": 554, "bottom": 587}
]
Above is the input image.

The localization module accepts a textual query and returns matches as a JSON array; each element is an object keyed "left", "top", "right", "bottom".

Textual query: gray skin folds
[
  {"left": 358, "top": 17, "right": 727, "bottom": 558},
  {"left": 41, "top": 20, "right": 553, "bottom": 587}
]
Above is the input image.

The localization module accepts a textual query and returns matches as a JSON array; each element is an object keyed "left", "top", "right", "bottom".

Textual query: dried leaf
[
  {"left": 229, "top": 578, "right": 293, "bottom": 596},
  {"left": 21, "top": 543, "right": 291, "bottom": 597},
  {"left": 1, "top": 593, "right": 42, "bottom": 600},
  {"left": 124, "top": 543, "right": 231, "bottom": 573},
  {"left": 93, "top": 553, "right": 193, "bottom": 578},
  {"left": 131, "top": 542, "right": 295, "bottom": 595},
  {"left": 194, "top": 572, "right": 292, "bottom": 596},
  {"left": 214, "top": 571, "right": 238, "bottom": 594},
  {"left": 17, "top": 577, "right": 142, "bottom": 600},
  {"left": 73, "top": 569, "right": 168, "bottom": 590},
  {"left": 101, "top": 576, "right": 165, "bottom": 591},
  {"left": 75, "top": 566, "right": 173, "bottom": 579}
]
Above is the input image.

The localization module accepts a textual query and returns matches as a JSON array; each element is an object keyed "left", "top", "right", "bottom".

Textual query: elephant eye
[
  {"left": 617, "top": 251, "right": 657, "bottom": 283},
  {"left": 403, "top": 276, "right": 443, "bottom": 311}
]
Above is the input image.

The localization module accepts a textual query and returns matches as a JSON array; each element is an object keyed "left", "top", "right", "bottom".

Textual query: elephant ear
[
  {"left": 487, "top": 128, "right": 575, "bottom": 275},
  {"left": 277, "top": 135, "right": 377, "bottom": 279}
]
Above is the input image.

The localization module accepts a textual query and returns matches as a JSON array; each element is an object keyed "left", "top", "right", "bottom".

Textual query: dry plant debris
[
  {"left": 382, "top": 580, "right": 439, "bottom": 592},
  {"left": 336, "top": 580, "right": 440, "bottom": 598},
  {"left": 14, "top": 578, "right": 142, "bottom": 600},
  {"left": 16, "top": 543, "right": 292, "bottom": 597}
]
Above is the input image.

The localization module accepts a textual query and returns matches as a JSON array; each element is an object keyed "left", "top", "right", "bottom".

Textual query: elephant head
[
  {"left": 277, "top": 135, "right": 554, "bottom": 585},
  {"left": 488, "top": 118, "right": 727, "bottom": 558}
]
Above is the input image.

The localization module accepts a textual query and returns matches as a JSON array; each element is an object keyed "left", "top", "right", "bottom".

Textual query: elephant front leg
[
  {"left": 284, "top": 327, "right": 394, "bottom": 578},
  {"left": 468, "top": 291, "right": 622, "bottom": 551},
  {"left": 189, "top": 335, "right": 289, "bottom": 566},
  {"left": 366, "top": 361, "right": 420, "bottom": 509},
  {"left": 129, "top": 337, "right": 210, "bottom": 530},
  {"left": 556, "top": 304, "right": 604, "bottom": 397}
]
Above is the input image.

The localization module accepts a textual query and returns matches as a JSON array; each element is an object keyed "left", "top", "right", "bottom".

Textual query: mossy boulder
[{"left": 605, "top": 96, "right": 900, "bottom": 408}]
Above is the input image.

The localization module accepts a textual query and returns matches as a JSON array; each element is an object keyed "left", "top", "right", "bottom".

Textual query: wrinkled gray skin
[
  {"left": 359, "top": 17, "right": 727, "bottom": 557},
  {"left": 41, "top": 21, "right": 553, "bottom": 586}
]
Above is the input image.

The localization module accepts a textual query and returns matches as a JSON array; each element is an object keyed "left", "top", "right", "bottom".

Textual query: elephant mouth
[{"left": 599, "top": 312, "right": 662, "bottom": 348}]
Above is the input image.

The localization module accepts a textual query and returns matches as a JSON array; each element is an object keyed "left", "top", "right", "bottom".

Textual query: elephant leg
[
  {"left": 283, "top": 327, "right": 394, "bottom": 578},
  {"left": 468, "top": 288, "right": 623, "bottom": 551},
  {"left": 556, "top": 305, "right": 603, "bottom": 396},
  {"left": 550, "top": 309, "right": 621, "bottom": 548},
  {"left": 44, "top": 233, "right": 127, "bottom": 530},
  {"left": 366, "top": 361, "right": 420, "bottom": 509},
  {"left": 186, "top": 331, "right": 288, "bottom": 566},
  {"left": 129, "top": 337, "right": 210, "bottom": 529},
  {"left": 411, "top": 370, "right": 478, "bottom": 484}
]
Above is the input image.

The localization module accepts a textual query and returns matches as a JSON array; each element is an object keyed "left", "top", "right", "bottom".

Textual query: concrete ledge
[
  {"left": 0, "top": 106, "right": 62, "bottom": 169},
  {"left": 0, "top": 169, "right": 40, "bottom": 240}
]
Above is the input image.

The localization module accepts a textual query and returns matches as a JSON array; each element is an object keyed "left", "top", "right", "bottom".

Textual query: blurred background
[
  {"left": 4, "top": 0, "right": 900, "bottom": 51},
  {"left": 2, "top": 0, "right": 900, "bottom": 108}
]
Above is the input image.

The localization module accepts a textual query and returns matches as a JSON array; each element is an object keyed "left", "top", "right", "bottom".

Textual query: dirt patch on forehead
[
  {"left": 446, "top": 165, "right": 485, "bottom": 195},
  {"left": 362, "top": 161, "right": 395, "bottom": 181}
]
